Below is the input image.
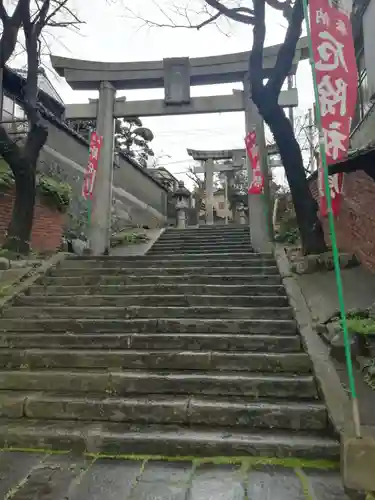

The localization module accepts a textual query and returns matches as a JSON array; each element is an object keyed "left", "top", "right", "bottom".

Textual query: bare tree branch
[
  {"left": 204, "top": 0, "right": 254, "bottom": 23},
  {"left": 0, "top": 0, "right": 27, "bottom": 66},
  {"left": 265, "top": 0, "right": 292, "bottom": 18},
  {"left": 266, "top": 0, "right": 304, "bottom": 95},
  {"left": 124, "top": 0, "right": 254, "bottom": 31}
]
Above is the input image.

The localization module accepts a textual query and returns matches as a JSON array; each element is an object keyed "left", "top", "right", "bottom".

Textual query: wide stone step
[
  {"left": 160, "top": 228, "right": 250, "bottom": 236},
  {"left": 153, "top": 235, "right": 251, "bottom": 246},
  {"left": 71, "top": 252, "right": 270, "bottom": 261},
  {"left": 149, "top": 244, "right": 251, "bottom": 253},
  {"left": 3, "top": 305, "right": 295, "bottom": 320},
  {"left": 154, "top": 238, "right": 251, "bottom": 246},
  {"left": 29, "top": 284, "right": 287, "bottom": 297},
  {"left": 0, "top": 318, "right": 297, "bottom": 333},
  {"left": 16, "top": 294, "right": 290, "bottom": 308},
  {"left": 148, "top": 251, "right": 259, "bottom": 257},
  {"left": 0, "top": 392, "right": 327, "bottom": 430},
  {"left": 0, "top": 419, "right": 340, "bottom": 458},
  {"left": 42, "top": 274, "right": 282, "bottom": 286},
  {"left": 0, "top": 349, "right": 311, "bottom": 372},
  {"left": 49, "top": 266, "right": 280, "bottom": 277},
  {"left": 61, "top": 257, "right": 276, "bottom": 269},
  {"left": 0, "top": 370, "right": 318, "bottom": 398},
  {"left": 147, "top": 247, "right": 253, "bottom": 255},
  {"left": 164, "top": 227, "right": 250, "bottom": 235},
  {"left": 155, "top": 237, "right": 251, "bottom": 246},
  {"left": 0, "top": 333, "right": 302, "bottom": 351}
]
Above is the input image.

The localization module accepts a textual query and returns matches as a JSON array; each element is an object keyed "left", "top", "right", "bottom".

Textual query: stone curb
[
  {"left": 274, "top": 245, "right": 353, "bottom": 437},
  {"left": 0, "top": 252, "right": 68, "bottom": 313},
  {"left": 274, "top": 245, "right": 375, "bottom": 494}
]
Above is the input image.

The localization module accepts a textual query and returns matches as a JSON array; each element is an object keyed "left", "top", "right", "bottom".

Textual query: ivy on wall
[{"left": 0, "top": 159, "right": 72, "bottom": 212}]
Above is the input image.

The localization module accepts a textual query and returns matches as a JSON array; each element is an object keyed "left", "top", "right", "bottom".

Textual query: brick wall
[
  {"left": 309, "top": 170, "right": 375, "bottom": 271},
  {"left": 0, "top": 189, "right": 65, "bottom": 252}
]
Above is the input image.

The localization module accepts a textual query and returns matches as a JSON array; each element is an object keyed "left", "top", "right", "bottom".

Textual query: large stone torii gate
[{"left": 51, "top": 37, "right": 308, "bottom": 254}]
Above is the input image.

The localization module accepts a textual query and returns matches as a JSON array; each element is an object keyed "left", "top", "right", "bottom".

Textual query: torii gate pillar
[
  {"left": 243, "top": 79, "right": 272, "bottom": 253},
  {"left": 205, "top": 158, "right": 215, "bottom": 225},
  {"left": 89, "top": 81, "right": 116, "bottom": 255}
]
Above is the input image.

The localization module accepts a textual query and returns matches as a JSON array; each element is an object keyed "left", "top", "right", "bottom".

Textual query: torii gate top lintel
[
  {"left": 51, "top": 37, "right": 308, "bottom": 91},
  {"left": 187, "top": 149, "right": 246, "bottom": 161}
]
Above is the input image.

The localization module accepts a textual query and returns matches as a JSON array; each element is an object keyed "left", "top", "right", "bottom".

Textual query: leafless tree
[
  {"left": 0, "top": 0, "right": 81, "bottom": 254},
  {"left": 125, "top": 0, "right": 327, "bottom": 254}
]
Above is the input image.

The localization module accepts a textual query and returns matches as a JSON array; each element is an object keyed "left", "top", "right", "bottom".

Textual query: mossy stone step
[
  {"left": 0, "top": 318, "right": 297, "bottom": 334},
  {"left": 49, "top": 265, "right": 280, "bottom": 277},
  {"left": 42, "top": 274, "right": 283, "bottom": 287},
  {"left": 0, "top": 392, "right": 328, "bottom": 431},
  {"left": 0, "top": 370, "right": 318, "bottom": 398},
  {"left": 0, "top": 349, "right": 311, "bottom": 373},
  {"left": 0, "top": 333, "right": 302, "bottom": 352},
  {"left": 16, "top": 294, "right": 290, "bottom": 308},
  {"left": 28, "top": 284, "right": 287, "bottom": 297},
  {"left": 0, "top": 419, "right": 340, "bottom": 459},
  {"left": 3, "top": 305, "right": 295, "bottom": 320},
  {"left": 61, "top": 257, "right": 276, "bottom": 269}
]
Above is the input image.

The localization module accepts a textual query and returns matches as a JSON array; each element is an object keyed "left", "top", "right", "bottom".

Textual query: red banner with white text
[
  {"left": 82, "top": 131, "right": 103, "bottom": 201},
  {"left": 309, "top": 0, "right": 357, "bottom": 216},
  {"left": 245, "top": 131, "right": 264, "bottom": 195}
]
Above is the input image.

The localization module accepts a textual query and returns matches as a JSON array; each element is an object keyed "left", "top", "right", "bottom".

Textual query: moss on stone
[
  {"left": 37, "top": 175, "right": 72, "bottom": 212},
  {"left": 0, "top": 160, "right": 71, "bottom": 212}
]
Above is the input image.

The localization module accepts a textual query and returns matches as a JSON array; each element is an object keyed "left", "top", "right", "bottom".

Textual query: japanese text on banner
[
  {"left": 309, "top": 0, "right": 357, "bottom": 216},
  {"left": 82, "top": 131, "right": 103, "bottom": 200},
  {"left": 245, "top": 131, "right": 265, "bottom": 195}
]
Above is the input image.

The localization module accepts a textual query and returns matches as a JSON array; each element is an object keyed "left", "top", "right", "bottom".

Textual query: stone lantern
[{"left": 173, "top": 181, "right": 190, "bottom": 229}]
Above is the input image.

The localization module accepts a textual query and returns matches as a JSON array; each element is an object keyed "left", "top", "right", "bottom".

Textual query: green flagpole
[
  {"left": 302, "top": 0, "right": 361, "bottom": 437},
  {"left": 87, "top": 197, "right": 92, "bottom": 228}
]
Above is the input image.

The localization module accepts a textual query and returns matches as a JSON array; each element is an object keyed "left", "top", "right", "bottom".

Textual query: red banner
[
  {"left": 309, "top": 0, "right": 357, "bottom": 216},
  {"left": 245, "top": 131, "right": 265, "bottom": 195},
  {"left": 82, "top": 131, "right": 103, "bottom": 200}
]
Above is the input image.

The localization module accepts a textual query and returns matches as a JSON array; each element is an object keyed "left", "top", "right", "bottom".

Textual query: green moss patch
[
  {"left": 0, "top": 448, "right": 340, "bottom": 470},
  {"left": 0, "top": 160, "right": 71, "bottom": 212},
  {"left": 0, "top": 160, "right": 14, "bottom": 190},
  {"left": 37, "top": 175, "right": 71, "bottom": 212},
  {"left": 110, "top": 230, "right": 149, "bottom": 248},
  {"left": 347, "top": 318, "right": 375, "bottom": 336}
]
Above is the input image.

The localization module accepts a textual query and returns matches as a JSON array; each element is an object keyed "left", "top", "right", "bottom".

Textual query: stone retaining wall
[{"left": 309, "top": 170, "right": 375, "bottom": 271}]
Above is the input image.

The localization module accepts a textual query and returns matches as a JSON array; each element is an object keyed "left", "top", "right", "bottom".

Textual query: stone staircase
[{"left": 0, "top": 225, "right": 339, "bottom": 459}]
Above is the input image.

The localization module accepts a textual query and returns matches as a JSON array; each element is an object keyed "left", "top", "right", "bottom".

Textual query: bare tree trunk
[
  {"left": 253, "top": 89, "right": 327, "bottom": 253},
  {"left": 247, "top": 0, "right": 327, "bottom": 254},
  {"left": 1, "top": 122, "right": 48, "bottom": 254},
  {"left": 3, "top": 162, "right": 36, "bottom": 254}
]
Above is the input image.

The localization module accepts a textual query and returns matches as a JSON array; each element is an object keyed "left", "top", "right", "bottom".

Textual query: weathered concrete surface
[
  {"left": 0, "top": 253, "right": 68, "bottom": 312},
  {"left": 275, "top": 246, "right": 375, "bottom": 495},
  {"left": 342, "top": 435, "right": 375, "bottom": 492},
  {"left": 0, "top": 451, "right": 349, "bottom": 499},
  {"left": 296, "top": 265, "right": 375, "bottom": 324}
]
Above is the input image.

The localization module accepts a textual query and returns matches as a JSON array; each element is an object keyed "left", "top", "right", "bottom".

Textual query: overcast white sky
[{"left": 44, "top": 0, "right": 315, "bottom": 186}]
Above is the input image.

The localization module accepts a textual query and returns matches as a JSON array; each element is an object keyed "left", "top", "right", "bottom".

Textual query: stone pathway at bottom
[{"left": 0, "top": 451, "right": 349, "bottom": 500}]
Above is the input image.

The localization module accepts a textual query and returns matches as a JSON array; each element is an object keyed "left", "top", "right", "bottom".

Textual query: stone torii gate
[
  {"left": 188, "top": 148, "right": 245, "bottom": 226},
  {"left": 51, "top": 38, "right": 307, "bottom": 254}
]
